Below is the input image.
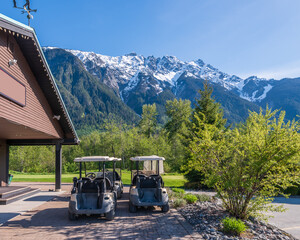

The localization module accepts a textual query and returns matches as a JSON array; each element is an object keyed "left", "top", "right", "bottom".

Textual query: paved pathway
[
  {"left": 1, "top": 182, "right": 300, "bottom": 239},
  {"left": 0, "top": 183, "right": 202, "bottom": 240},
  {"left": 268, "top": 197, "right": 300, "bottom": 239}
]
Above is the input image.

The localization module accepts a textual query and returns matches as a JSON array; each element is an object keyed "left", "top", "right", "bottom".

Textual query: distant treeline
[{"left": 10, "top": 96, "right": 193, "bottom": 174}]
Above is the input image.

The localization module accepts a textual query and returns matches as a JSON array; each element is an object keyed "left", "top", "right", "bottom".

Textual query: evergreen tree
[
  {"left": 191, "top": 81, "right": 227, "bottom": 132},
  {"left": 165, "top": 99, "right": 192, "bottom": 139},
  {"left": 184, "top": 81, "right": 227, "bottom": 184},
  {"left": 139, "top": 104, "right": 158, "bottom": 138},
  {"left": 164, "top": 99, "right": 192, "bottom": 171}
]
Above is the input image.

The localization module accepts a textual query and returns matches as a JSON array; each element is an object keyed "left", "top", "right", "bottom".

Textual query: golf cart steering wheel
[{"left": 86, "top": 172, "right": 96, "bottom": 179}]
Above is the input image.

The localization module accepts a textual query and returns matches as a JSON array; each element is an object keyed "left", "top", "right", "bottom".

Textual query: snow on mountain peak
[{"left": 63, "top": 48, "right": 273, "bottom": 102}]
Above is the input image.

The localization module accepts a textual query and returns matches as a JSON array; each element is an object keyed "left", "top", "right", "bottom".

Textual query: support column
[
  {"left": 0, "top": 140, "right": 9, "bottom": 186},
  {"left": 55, "top": 142, "right": 62, "bottom": 192}
]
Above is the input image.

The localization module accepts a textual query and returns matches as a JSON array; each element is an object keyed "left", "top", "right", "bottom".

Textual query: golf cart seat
[
  {"left": 132, "top": 174, "right": 146, "bottom": 186},
  {"left": 113, "top": 171, "right": 121, "bottom": 181},
  {"left": 94, "top": 177, "right": 112, "bottom": 191},
  {"left": 150, "top": 174, "right": 164, "bottom": 187},
  {"left": 140, "top": 176, "right": 157, "bottom": 188},
  {"left": 81, "top": 181, "right": 100, "bottom": 194},
  {"left": 81, "top": 177, "right": 92, "bottom": 182}
]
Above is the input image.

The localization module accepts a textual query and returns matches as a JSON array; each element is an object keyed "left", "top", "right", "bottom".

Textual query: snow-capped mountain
[
  {"left": 43, "top": 47, "right": 300, "bottom": 126},
  {"left": 64, "top": 49, "right": 275, "bottom": 103}
]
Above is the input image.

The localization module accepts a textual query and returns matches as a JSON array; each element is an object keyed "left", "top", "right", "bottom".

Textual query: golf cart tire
[
  {"left": 129, "top": 201, "right": 137, "bottom": 213},
  {"left": 68, "top": 211, "right": 78, "bottom": 221},
  {"left": 162, "top": 203, "right": 169, "bottom": 213},
  {"left": 105, "top": 209, "right": 115, "bottom": 221}
]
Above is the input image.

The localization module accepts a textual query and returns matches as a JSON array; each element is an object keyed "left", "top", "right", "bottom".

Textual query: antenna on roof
[{"left": 13, "top": 0, "right": 37, "bottom": 26}]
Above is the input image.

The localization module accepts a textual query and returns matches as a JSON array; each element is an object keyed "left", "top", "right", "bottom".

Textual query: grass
[{"left": 10, "top": 170, "right": 187, "bottom": 188}]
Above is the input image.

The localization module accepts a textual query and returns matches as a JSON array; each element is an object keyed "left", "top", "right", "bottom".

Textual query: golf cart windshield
[
  {"left": 74, "top": 156, "right": 113, "bottom": 180},
  {"left": 130, "top": 155, "right": 165, "bottom": 181}
]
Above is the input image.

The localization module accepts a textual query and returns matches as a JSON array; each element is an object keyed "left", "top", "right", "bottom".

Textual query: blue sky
[{"left": 2, "top": 0, "right": 300, "bottom": 79}]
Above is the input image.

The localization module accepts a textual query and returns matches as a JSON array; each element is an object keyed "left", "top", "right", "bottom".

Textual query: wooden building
[{"left": 0, "top": 14, "right": 79, "bottom": 193}]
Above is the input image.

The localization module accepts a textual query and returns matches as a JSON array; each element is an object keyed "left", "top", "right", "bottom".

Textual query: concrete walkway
[
  {"left": 0, "top": 190, "right": 63, "bottom": 226},
  {"left": 268, "top": 197, "right": 300, "bottom": 239},
  {"left": 0, "top": 183, "right": 202, "bottom": 240}
]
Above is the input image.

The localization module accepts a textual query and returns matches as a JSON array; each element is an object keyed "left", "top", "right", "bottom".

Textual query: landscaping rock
[{"left": 178, "top": 201, "right": 297, "bottom": 240}]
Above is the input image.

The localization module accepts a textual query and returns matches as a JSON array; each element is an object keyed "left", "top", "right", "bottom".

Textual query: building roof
[{"left": 0, "top": 14, "right": 79, "bottom": 145}]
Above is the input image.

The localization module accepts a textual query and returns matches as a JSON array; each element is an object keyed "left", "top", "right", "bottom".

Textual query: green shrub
[
  {"left": 173, "top": 198, "right": 187, "bottom": 208},
  {"left": 184, "top": 194, "right": 198, "bottom": 204},
  {"left": 184, "top": 181, "right": 204, "bottom": 190},
  {"left": 284, "top": 186, "right": 300, "bottom": 196},
  {"left": 172, "top": 188, "right": 185, "bottom": 194},
  {"left": 189, "top": 108, "right": 300, "bottom": 220},
  {"left": 222, "top": 217, "right": 246, "bottom": 236},
  {"left": 196, "top": 194, "right": 211, "bottom": 202}
]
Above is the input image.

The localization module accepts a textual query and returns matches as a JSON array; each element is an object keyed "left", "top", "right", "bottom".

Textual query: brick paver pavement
[{"left": 0, "top": 184, "right": 202, "bottom": 240}]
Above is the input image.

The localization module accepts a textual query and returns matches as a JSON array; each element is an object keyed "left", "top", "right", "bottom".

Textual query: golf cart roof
[
  {"left": 74, "top": 156, "right": 110, "bottom": 162},
  {"left": 108, "top": 157, "right": 122, "bottom": 161},
  {"left": 130, "top": 155, "right": 165, "bottom": 161}
]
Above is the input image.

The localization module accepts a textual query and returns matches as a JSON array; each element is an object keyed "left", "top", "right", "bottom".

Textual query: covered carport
[{"left": 0, "top": 13, "right": 79, "bottom": 196}]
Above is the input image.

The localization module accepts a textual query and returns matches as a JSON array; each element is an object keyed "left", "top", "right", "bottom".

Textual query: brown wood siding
[{"left": 0, "top": 31, "right": 64, "bottom": 139}]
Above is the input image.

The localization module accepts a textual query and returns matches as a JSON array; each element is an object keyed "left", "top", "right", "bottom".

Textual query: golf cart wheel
[
  {"left": 106, "top": 208, "right": 115, "bottom": 221},
  {"left": 161, "top": 203, "right": 169, "bottom": 213},
  {"left": 68, "top": 211, "right": 78, "bottom": 220},
  {"left": 129, "top": 201, "right": 137, "bottom": 213}
]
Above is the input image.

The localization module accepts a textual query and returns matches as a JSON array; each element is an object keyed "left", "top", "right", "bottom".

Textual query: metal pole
[
  {"left": 79, "top": 162, "right": 82, "bottom": 179},
  {"left": 157, "top": 160, "right": 160, "bottom": 175},
  {"left": 103, "top": 162, "right": 106, "bottom": 192},
  {"left": 113, "top": 161, "right": 116, "bottom": 186},
  {"left": 120, "top": 161, "right": 122, "bottom": 179},
  {"left": 136, "top": 161, "right": 139, "bottom": 176},
  {"left": 55, "top": 143, "right": 62, "bottom": 192},
  {"left": 131, "top": 161, "right": 132, "bottom": 182}
]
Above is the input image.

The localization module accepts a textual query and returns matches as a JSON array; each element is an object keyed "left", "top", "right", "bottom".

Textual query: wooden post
[
  {"left": 0, "top": 140, "right": 9, "bottom": 186},
  {"left": 55, "top": 142, "right": 62, "bottom": 192}
]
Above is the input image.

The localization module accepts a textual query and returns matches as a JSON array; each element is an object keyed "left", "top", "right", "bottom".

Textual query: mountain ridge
[{"left": 42, "top": 47, "right": 300, "bottom": 129}]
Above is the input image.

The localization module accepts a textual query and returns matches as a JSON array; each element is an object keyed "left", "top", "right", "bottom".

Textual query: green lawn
[{"left": 11, "top": 170, "right": 187, "bottom": 188}]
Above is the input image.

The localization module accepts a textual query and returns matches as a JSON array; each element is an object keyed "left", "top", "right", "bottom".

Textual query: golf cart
[
  {"left": 95, "top": 157, "right": 123, "bottom": 199},
  {"left": 129, "top": 155, "right": 169, "bottom": 213},
  {"left": 68, "top": 156, "right": 117, "bottom": 220}
]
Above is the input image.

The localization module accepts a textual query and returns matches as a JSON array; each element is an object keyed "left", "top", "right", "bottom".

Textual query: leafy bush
[
  {"left": 196, "top": 194, "right": 211, "bottom": 202},
  {"left": 63, "top": 162, "right": 78, "bottom": 173},
  {"left": 184, "top": 181, "right": 204, "bottom": 190},
  {"left": 172, "top": 198, "right": 187, "bottom": 208},
  {"left": 184, "top": 194, "right": 198, "bottom": 204},
  {"left": 222, "top": 217, "right": 246, "bottom": 236},
  {"left": 189, "top": 108, "right": 300, "bottom": 219},
  {"left": 284, "top": 186, "right": 300, "bottom": 196},
  {"left": 172, "top": 188, "right": 185, "bottom": 194}
]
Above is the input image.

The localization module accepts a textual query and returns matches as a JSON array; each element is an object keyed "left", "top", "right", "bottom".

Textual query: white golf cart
[
  {"left": 68, "top": 156, "right": 117, "bottom": 220},
  {"left": 129, "top": 155, "right": 169, "bottom": 213}
]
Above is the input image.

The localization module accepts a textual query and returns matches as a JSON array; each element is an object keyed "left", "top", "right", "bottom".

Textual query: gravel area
[{"left": 178, "top": 201, "right": 297, "bottom": 240}]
